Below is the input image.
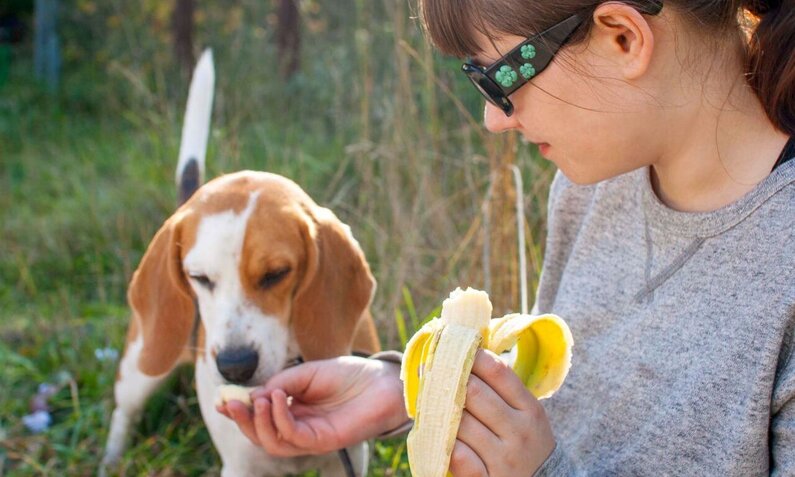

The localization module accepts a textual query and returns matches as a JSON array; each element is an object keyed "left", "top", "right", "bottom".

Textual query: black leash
[
  {"left": 338, "top": 447, "right": 357, "bottom": 477},
  {"left": 337, "top": 351, "right": 373, "bottom": 477},
  {"left": 292, "top": 353, "right": 372, "bottom": 477}
]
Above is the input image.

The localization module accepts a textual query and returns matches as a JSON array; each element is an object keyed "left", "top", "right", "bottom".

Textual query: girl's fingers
[
  {"left": 456, "top": 409, "right": 500, "bottom": 459},
  {"left": 448, "top": 438, "right": 488, "bottom": 476},
  {"left": 270, "top": 389, "right": 298, "bottom": 439},
  {"left": 463, "top": 373, "right": 513, "bottom": 437},
  {"left": 252, "top": 396, "right": 303, "bottom": 457},
  {"left": 215, "top": 403, "right": 231, "bottom": 419},
  {"left": 226, "top": 400, "right": 260, "bottom": 446},
  {"left": 270, "top": 389, "right": 322, "bottom": 452},
  {"left": 470, "top": 349, "right": 533, "bottom": 411}
]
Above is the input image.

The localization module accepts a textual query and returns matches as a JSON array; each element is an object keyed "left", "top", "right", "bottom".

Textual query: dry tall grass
[{"left": 0, "top": 0, "right": 555, "bottom": 473}]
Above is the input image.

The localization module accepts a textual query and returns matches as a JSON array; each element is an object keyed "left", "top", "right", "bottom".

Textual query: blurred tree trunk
[
  {"left": 276, "top": 0, "right": 300, "bottom": 79},
  {"left": 34, "top": 0, "right": 60, "bottom": 92},
  {"left": 172, "top": 0, "right": 195, "bottom": 76},
  {"left": 486, "top": 133, "right": 520, "bottom": 316}
]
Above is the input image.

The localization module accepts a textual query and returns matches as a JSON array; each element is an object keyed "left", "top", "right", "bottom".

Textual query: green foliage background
[{"left": 0, "top": 0, "right": 553, "bottom": 475}]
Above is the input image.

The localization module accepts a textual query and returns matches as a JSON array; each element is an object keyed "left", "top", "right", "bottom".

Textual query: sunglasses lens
[{"left": 463, "top": 65, "right": 514, "bottom": 116}]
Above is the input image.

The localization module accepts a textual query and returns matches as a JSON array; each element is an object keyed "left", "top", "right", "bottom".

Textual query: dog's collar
[
  {"left": 284, "top": 356, "right": 304, "bottom": 369},
  {"left": 285, "top": 350, "right": 371, "bottom": 369}
]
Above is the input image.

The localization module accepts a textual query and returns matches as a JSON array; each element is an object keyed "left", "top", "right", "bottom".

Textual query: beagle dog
[{"left": 101, "top": 171, "right": 380, "bottom": 476}]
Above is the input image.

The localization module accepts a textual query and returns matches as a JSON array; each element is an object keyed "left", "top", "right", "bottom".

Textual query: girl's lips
[{"left": 538, "top": 143, "right": 551, "bottom": 156}]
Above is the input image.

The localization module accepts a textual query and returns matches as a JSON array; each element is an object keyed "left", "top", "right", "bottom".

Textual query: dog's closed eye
[
  {"left": 258, "top": 267, "right": 291, "bottom": 290},
  {"left": 189, "top": 273, "right": 216, "bottom": 291}
]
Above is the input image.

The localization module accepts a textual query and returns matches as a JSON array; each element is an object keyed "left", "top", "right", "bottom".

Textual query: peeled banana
[
  {"left": 215, "top": 384, "right": 257, "bottom": 407},
  {"left": 400, "top": 288, "right": 573, "bottom": 477}
]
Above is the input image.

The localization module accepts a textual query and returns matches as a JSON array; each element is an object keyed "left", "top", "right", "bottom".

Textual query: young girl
[{"left": 219, "top": 0, "right": 794, "bottom": 474}]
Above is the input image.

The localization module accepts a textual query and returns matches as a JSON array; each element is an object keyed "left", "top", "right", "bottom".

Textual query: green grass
[{"left": 0, "top": 2, "right": 554, "bottom": 474}]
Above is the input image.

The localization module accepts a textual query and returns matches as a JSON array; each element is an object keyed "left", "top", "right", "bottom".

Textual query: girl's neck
[{"left": 650, "top": 71, "right": 788, "bottom": 213}]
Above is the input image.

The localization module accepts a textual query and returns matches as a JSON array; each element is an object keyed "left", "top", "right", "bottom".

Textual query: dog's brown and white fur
[{"left": 101, "top": 170, "right": 380, "bottom": 476}]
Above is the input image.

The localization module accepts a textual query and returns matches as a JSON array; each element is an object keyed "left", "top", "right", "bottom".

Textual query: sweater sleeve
[
  {"left": 368, "top": 350, "right": 414, "bottom": 438},
  {"left": 772, "top": 315, "right": 795, "bottom": 476},
  {"left": 532, "top": 443, "right": 580, "bottom": 477}
]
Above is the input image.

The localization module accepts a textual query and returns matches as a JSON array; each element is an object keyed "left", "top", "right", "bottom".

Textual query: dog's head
[{"left": 126, "top": 171, "right": 377, "bottom": 385}]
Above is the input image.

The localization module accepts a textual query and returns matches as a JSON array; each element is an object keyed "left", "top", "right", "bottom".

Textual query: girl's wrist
[{"left": 369, "top": 351, "right": 414, "bottom": 438}]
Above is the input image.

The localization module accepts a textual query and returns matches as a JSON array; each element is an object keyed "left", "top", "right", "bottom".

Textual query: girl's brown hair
[{"left": 418, "top": 0, "right": 795, "bottom": 135}]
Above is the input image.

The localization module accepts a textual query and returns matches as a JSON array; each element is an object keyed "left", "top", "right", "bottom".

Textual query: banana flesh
[
  {"left": 215, "top": 384, "right": 257, "bottom": 407},
  {"left": 400, "top": 288, "right": 573, "bottom": 477},
  {"left": 402, "top": 288, "right": 491, "bottom": 477}
]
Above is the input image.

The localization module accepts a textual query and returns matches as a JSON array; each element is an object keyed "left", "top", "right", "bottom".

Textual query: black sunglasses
[{"left": 462, "top": 1, "right": 664, "bottom": 116}]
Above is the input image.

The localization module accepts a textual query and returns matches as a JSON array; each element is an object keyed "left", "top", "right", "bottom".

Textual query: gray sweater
[{"left": 533, "top": 161, "right": 795, "bottom": 476}]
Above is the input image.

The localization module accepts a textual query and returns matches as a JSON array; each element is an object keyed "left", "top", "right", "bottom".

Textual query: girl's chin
[{"left": 559, "top": 164, "right": 633, "bottom": 186}]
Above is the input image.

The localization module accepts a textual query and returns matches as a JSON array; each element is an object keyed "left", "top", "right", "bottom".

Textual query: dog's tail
[{"left": 176, "top": 48, "right": 215, "bottom": 205}]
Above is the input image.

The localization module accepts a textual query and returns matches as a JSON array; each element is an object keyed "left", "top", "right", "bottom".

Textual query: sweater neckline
[{"left": 640, "top": 159, "right": 795, "bottom": 238}]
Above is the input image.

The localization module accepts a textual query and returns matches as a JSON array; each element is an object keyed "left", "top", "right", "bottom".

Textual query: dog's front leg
[{"left": 100, "top": 337, "right": 174, "bottom": 476}]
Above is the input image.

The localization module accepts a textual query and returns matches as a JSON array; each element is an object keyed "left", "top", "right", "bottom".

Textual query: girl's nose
[{"left": 483, "top": 102, "right": 519, "bottom": 133}]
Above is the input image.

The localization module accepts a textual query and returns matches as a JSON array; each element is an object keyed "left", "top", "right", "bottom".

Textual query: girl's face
[{"left": 471, "top": 31, "right": 667, "bottom": 184}]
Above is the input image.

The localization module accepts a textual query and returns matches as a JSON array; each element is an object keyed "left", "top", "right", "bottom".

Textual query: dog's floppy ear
[
  {"left": 127, "top": 212, "right": 195, "bottom": 376},
  {"left": 293, "top": 208, "right": 376, "bottom": 360}
]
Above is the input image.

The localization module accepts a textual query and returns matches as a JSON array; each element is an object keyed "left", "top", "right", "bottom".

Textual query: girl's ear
[{"left": 590, "top": 3, "right": 656, "bottom": 80}]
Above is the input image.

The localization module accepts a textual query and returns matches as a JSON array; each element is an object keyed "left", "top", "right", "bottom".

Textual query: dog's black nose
[{"left": 215, "top": 348, "right": 259, "bottom": 384}]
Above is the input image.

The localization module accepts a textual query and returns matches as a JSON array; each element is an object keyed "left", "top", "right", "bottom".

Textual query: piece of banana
[
  {"left": 215, "top": 384, "right": 257, "bottom": 407},
  {"left": 400, "top": 288, "right": 573, "bottom": 477}
]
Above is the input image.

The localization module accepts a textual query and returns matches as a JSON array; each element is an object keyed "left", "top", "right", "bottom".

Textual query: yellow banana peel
[{"left": 400, "top": 287, "right": 573, "bottom": 477}]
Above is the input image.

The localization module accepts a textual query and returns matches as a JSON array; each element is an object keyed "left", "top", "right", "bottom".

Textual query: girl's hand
[
  {"left": 216, "top": 356, "right": 408, "bottom": 456},
  {"left": 450, "top": 349, "right": 556, "bottom": 476}
]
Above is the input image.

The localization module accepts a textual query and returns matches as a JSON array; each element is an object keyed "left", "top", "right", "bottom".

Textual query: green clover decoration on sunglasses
[
  {"left": 495, "top": 65, "right": 518, "bottom": 87},
  {"left": 520, "top": 63, "right": 536, "bottom": 79},
  {"left": 519, "top": 43, "right": 537, "bottom": 79},
  {"left": 521, "top": 44, "right": 536, "bottom": 59}
]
